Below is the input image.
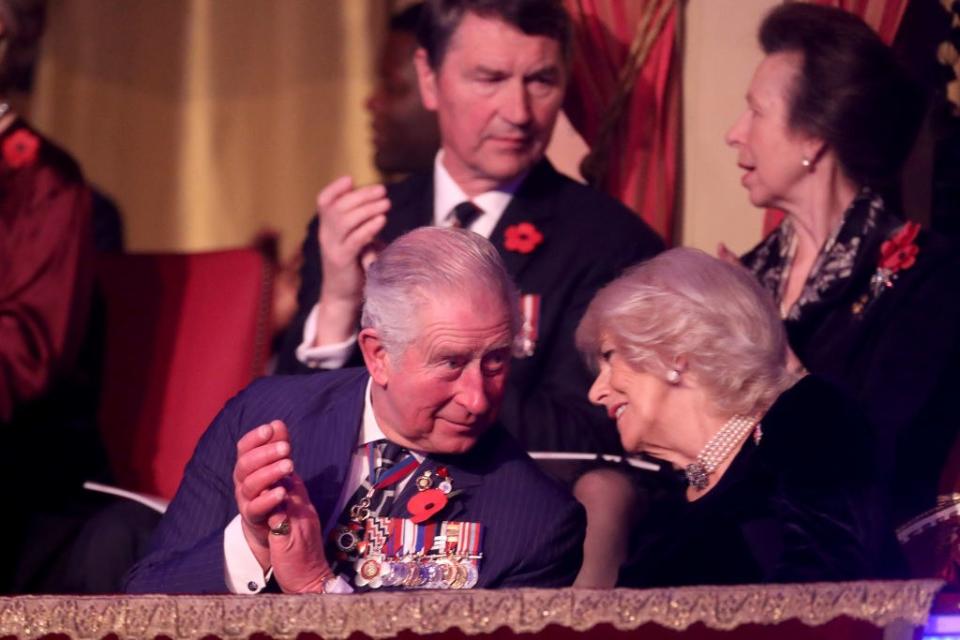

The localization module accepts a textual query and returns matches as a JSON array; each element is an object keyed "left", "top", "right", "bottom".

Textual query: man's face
[
  {"left": 367, "top": 289, "right": 514, "bottom": 454},
  {"left": 366, "top": 30, "right": 440, "bottom": 175},
  {"left": 415, "top": 12, "right": 566, "bottom": 194}
]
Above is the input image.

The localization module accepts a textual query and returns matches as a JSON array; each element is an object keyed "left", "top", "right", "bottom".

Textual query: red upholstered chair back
[{"left": 96, "top": 249, "right": 273, "bottom": 500}]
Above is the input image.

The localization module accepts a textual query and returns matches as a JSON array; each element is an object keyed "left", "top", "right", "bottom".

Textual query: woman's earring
[
  {"left": 666, "top": 369, "right": 681, "bottom": 385},
  {"left": 801, "top": 157, "right": 813, "bottom": 171}
]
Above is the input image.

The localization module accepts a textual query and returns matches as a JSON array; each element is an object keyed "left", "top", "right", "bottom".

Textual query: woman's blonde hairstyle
[{"left": 576, "top": 248, "right": 797, "bottom": 416}]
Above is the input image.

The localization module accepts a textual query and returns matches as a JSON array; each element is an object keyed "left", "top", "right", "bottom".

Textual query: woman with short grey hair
[{"left": 577, "top": 248, "right": 903, "bottom": 586}]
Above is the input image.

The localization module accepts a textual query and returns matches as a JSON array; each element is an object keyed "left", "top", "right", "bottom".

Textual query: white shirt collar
[
  {"left": 362, "top": 377, "right": 425, "bottom": 462},
  {"left": 432, "top": 150, "right": 527, "bottom": 240},
  {"left": 361, "top": 377, "right": 387, "bottom": 447}
]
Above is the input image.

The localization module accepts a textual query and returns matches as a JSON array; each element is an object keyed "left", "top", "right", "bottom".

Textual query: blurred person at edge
[
  {"left": 723, "top": 3, "right": 960, "bottom": 528},
  {"left": 578, "top": 248, "right": 905, "bottom": 586},
  {"left": 368, "top": 3, "right": 440, "bottom": 177},
  {"left": 0, "top": 0, "right": 157, "bottom": 594},
  {"left": 264, "top": 3, "right": 442, "bottom": 350},
  {"left": 275, "top": 0, "right": 664, "bottom": 589}
]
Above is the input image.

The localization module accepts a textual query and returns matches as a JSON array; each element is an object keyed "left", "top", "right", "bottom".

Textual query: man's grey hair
[
  {"left": 576, "top": 247, "right": 799, "bottom": 417},
  {"left": 361, "top": 227, "right": 520, "bottom": 354}
]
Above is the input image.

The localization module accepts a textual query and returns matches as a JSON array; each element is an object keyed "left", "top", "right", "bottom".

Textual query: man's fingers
[
  {"left": 266, "top": 510, "right": 289, "bottom": 531},
  {"left": 236, "top": 422, "right": 273, "bottom": 457},
  {"left": 269, "top": 419, "right": 290, "bottom": 444},
  {"left": 238, "top": 458, "right": 294, "bottom": 502},
  {"left": 236, "top": 420, "right": 287, "bottom": 456},
  {"left": 317, "top": 175, "right": 354, "bottom": 211},
  {"left": 318, "top": 181, "right": 386, "bottom": 220},
  {"left": 245, "top": 486, "right": 287, "bottom": 524},
  {"left": 324, "top": 197, "right": 390, "bottom": 241},
  {"left": 320, "top": 183, "right": 387, "bottom": 219},
  {"left": 234, "top": 438, "right": 290, "bottom": 484},
  {"left": 340, "top": 213, "right": 388, "bottom": 256}
]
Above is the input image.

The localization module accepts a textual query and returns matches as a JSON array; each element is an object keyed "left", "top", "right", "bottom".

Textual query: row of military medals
[{"left": 331, "top": 454, "right": 483, "bottom": 590}]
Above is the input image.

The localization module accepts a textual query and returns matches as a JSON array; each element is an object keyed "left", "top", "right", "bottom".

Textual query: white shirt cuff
[
  {"left": 323, "top": 575, "right": 355, "bottom": 594},
  {"left": 295, "top": 303, "right": 358, "bottom": 369},
  {"left": 224, "top": 514, "right": 353, "bottom": 595},
  {"left": 224, "top": 514, "right": 271, "bottom": 594}
]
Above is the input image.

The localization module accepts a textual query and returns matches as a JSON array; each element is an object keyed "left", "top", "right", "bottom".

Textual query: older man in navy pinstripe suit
[{"left": 126, "top": 228, "right": 585, "bottom": 594}]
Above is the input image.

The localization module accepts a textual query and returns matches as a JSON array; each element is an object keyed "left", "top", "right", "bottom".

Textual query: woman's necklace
[{"left": 685, "top": 415, "right": 759, "bottom": 491}]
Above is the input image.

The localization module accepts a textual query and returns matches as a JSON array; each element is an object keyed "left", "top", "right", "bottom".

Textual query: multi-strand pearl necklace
[{"left": 685, "top": 414, "right": 759, "bottom": 491}]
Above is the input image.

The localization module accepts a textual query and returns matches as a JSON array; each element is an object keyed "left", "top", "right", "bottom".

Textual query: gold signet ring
[{"left": 269, "top": 519, "right": 291, "bottom": 536}]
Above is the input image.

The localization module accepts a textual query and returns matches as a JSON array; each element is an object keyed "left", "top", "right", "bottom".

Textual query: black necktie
[{"left": 451, "top": 201, "right": 482, "bottom": 229}]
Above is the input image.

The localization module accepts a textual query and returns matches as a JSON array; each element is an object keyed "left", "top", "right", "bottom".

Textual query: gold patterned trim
[
  {"left": 0, "top": 581, "right": 941, "bottom": 640},
  {"left": 897, "top": 493, "right": 960, "bottom": 542}
]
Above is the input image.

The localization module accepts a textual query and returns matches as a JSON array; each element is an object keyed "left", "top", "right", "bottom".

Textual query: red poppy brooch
[
  {"left": 852, "top": 221, "right": 920, "bottom": 316},
  {"left": 2, "top": 129, "right": 40, "bottom": 169},
  {"left": 503, "top": 222, "right": 543, "bottom": 254}
]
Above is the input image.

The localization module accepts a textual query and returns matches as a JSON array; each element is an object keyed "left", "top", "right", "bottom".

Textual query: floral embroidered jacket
[{"left": 742, "top": 191, "right": 960, "bottom": 525}]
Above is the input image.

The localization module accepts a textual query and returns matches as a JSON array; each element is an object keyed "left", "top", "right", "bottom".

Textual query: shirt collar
[
  {"left": 432, "top": 150, "right": 528, "bottom": 239},
  {"left": 361, "top": 377, "right": 425, "bottom": 462},
  {"left": 360, "top": 377, "right": 387, "bottom": 447}
]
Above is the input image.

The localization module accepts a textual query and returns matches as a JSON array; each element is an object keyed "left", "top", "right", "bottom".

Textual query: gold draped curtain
[
  {"left": 30, "top": 0, "right": 389, "bottom": 257},
  {"left": 563, "top": 0, "right": 680, "bottom": 244}
]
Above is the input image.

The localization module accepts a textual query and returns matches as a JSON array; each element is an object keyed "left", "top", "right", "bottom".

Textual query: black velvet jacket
[
  {"left": 618, "top": 377, "right": 904, "bottom": 587},
  {"left": 741, "top": 192, "right": 960, "bottom": 525}
]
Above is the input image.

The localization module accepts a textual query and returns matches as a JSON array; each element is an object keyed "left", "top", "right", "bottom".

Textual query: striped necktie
[{"left": 327, "top": 440, "right": 418, "bottom": 575}]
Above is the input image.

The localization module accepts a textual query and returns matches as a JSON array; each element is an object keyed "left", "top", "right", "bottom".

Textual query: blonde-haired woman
[{"left": 577, "top": 248, "right": 902, "bottom": 586}]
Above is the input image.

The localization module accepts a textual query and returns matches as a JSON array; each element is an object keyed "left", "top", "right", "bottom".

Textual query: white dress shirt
[
  {"left": 295, "top": 151, "right": 525, "bottom": 368},
  {"left": 224, "top": 378, "right": 422, "bottom": 594}
]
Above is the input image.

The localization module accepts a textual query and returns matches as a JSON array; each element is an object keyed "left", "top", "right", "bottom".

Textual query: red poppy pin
[
  {"left": 2, "top": 129, "right": 39, "bottom": 169},
  {"left": 879, "top": 221, "right": 920, "bottom": 273},
  {"left": 853, "top": 221, "right": 921, "bottom": 316},
  {"left": 503, "top": 222, "right": 543, "bottom": 254}
]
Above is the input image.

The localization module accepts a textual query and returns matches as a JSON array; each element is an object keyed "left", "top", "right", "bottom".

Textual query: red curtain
[
  {"left": 818, "top": 0, "right": 910, "bottom": 44},
  {"left": 563, "top": 0, "right": 680, "bottom": 245},
  {"left": 761, "top": 0, "right": 911, "bottom": 235}
]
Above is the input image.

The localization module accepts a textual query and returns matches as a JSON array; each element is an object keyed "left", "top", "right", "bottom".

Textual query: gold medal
[
  {"left": 359, "top": 558, "right": 381, "bottom": 580},
  {"left": 415, "top": 470, "right": 434, "bottom": 491},
  {"left": 449, "top": 561, "right": 468, "bottom": 589}
]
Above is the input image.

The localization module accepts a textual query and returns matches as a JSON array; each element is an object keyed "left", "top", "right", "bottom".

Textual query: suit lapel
[
  {"left": 304, "top": 371, "right": 368, "bottom": 539},
  {"left": 490, "top": 160, "right": 562, "bottom": 284}
]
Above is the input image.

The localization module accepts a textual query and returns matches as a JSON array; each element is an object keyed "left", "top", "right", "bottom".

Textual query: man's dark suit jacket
[
  {"left": 125, "top": 367, "right": 586, "bottom": 593},
  {"left": 277, "top": 160, "right": 664, "bottom": 454}
]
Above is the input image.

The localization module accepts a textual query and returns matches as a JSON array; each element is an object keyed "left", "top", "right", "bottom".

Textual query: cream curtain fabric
[{"left": 30, "top": 0, "right": 387, "bottom": 257}]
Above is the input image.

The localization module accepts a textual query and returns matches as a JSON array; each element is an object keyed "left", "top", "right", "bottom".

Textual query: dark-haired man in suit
[
  {"left": 276, "top": 0, "right": 665, "bottom": 588},
  {"left": 126, "top": 228, "right": 585, "bottom": 593},
  {"left": 279, "top": 0, "right": 662, "bottom": 460}
]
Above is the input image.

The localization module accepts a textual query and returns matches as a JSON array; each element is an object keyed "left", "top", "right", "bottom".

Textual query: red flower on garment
[
  {"left": 879, "top": 221, "right": 920, "bottom": 273},
  {"left": 2, "top": 129, "right": 39, "bottom": 169},
  {"left": 503, "top": 222, "right": 543, "bottom": 254}
]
